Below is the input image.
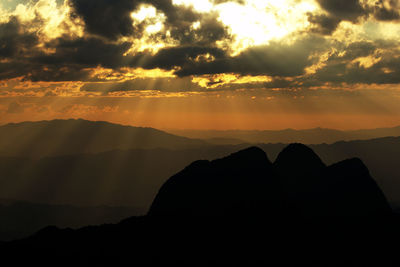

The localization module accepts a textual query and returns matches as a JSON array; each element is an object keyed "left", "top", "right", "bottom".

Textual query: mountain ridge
[
  {"left": 170, "top": 125, "right": 400, "bottom": 144},
  {"left": 0, "top": 119, "right": 208, "bottom": 158}
]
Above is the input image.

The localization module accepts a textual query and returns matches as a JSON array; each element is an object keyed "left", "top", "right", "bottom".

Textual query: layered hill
[
  {"left": 0, "top": 119, "right": 207, "bottom": 158},
  {"left": 171, "top": 126, "right": 400, "bottom": 144},
  {"left": 0, "top": 120, "right": 399, "bottom": 240}
]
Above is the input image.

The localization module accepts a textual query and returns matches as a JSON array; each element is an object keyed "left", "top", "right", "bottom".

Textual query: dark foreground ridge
[
  {"left": 1, "top": 145, "right": 399, "bottom": 266},
  {"left": 149, "top": 144, "right": 391, "bottom": 216}
]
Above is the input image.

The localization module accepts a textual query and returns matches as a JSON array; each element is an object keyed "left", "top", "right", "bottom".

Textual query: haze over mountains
[
  {"left": 170, "top": 126, "right": 400, "bottom": 144},
  {"left": 0, "top": 119, "right": 207, "bottom": 158},
  {"left": 1, "top": 119, "right": 400, "bottom": 158},
  {"left": 0, "top": 119, "right": 399, "bottom": 241}
]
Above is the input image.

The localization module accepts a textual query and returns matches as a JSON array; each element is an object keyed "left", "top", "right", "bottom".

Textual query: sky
[{"left": 0, "top": 0, "right": 400, "bottom": 130}]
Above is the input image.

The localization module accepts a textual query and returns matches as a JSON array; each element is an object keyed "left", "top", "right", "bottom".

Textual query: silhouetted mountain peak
[
  {"left": 274, "top": 143, "right": 326, "bottom": 178},
  {"left": 329, "top": 158, "right": 369, "bottom": 176},
  {"left": 150, "top": 145, "right": 391, "bottom": 217},
  {"left": 212, "top": 146, "right": 272, "bottom": 169},
  {"left": 148, "top": 147, "right": 280, "bottom": 216}
]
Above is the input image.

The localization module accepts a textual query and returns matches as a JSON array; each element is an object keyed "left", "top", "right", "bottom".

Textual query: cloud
[
  {"left": 135, "top": 35, "right": 327, "bottom": 78},
  {"left": 313, "top": 0, "right": 400, "bottom": 32},
  {"left": 69, "top": 0, "right": 142, "bottom": 40},
  {"left": 316, "top": 0, "right": 367, "bottom": 22},
  {"left": 69, "top": 0, "right": 231, "bottom": 45},
  {"left": 131, "top": 46, "right": 227, "bottom": 71},
  {"left": 36, "top": 36, "right": 132, "bottom": 68},
  {"left": 6, "top": 101, "right": 26, "bottom": 113},
  {"left": 373, "top": 0, "right": 400, "bottom": 21},
  {"left": 81, "top": 76, "right": 204, "bottom": 93},
  {"left": 0, "top": 0, "right": 399, "bottom": 94},
  {"left": 301, "top": 40, "right": 400, "bottom": 86},
  {"left": 307, "top": 13, "right": 341, "bottom": 35},
  {"left": 0, "top": 34, "right": 133, "bottom": 82},
  {"left": 0, "top": 16, "right": 38, "bottom": 58}
]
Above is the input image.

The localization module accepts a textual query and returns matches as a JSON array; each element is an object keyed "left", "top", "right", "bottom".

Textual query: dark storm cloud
[
  {"left": 26, "top": 65, "right": 94, "bottom": 82},
  {"left": 76, "top": 39, "right": 400, "bottom": 93},
  {"left": 169, "top": 12, "right": 230, "bottom": 46},
  {"left": 316, "top": 0, "right": 367, "bottom": 22},
  {"left": 141, "top": 1, "right": 231, "bottom": 46},
  {"left": 69, "top": 0, "right": 231, "bottom": 45},
  {"left": 81, "top": 76, "right": 204, "bottom": 93},
  {"left": 312, "top": 0, "right": 400, "bottom": 32},
  {"left": 306, "top": 0, "right": 367, "bottom": 36},
  {"left": 0, "top": 18, "right": 40, "bottom": 80},
  {"left": 0, "top": 17, "right": 38, "bottom": 58},
  {"left": 80, "top": 76, "right": 295, "bottom": 93},
  {"left": 301, "top": 40, "right": 400, "bottom": 86},
  {"left": 37, "top": 37, "right": 132, "bottom": 69},
  {"left": 69, "top": 0, "right": 142, "bottom": 40},
  {"left": 131, "top": 46, "right": 227, "bottom": 70},
  {"left": 307, "top": 14, "right": 341, "bottom": 35},
  {"left": 0, "top": 34, "right": 133, "bottom": 82},
  {"left": 1, "top": 0, "right": 400, "bottom": 92},
  {"left": 211, "top": 0, "right": 245, "bottom": 4},
  {"left": 137, "top": 35, "right": 327, "bottom": 77},
  {"left": 373, "top": 0, "right": 400, "bottom": 21},
  {"left": 0, "top": 28, "right": 134, "bottom": 82}
]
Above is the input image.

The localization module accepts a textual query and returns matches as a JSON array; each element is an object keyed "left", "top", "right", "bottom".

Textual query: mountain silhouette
[
  {"left": 274, "top": 143, "right": 326, "bottom": 179},
  {"left": 1, "top": 145, "right": 399, "bottom": 266},
  {"left": 0, "top": 200, "right": 139, "bottom": 241},
  {"left": 0, "top": 119, "right": 207, "bottom": 158},
  {"left": 150, "top": 145, "right": 391, "bottom": 216},
  {"left": 1, "top": 136, "right": 400, "bottom": 240},
  {"left": 149, "top": 147, "right": 283, "bottom": 216}
]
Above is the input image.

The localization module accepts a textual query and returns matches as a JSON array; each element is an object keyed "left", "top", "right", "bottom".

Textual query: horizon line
[{"left": 1, "top": 118, "right": 400, "bottom": 133}]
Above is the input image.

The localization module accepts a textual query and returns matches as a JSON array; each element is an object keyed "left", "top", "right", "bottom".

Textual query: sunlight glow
[
  {"left": 352, "top": 55, "right": 382, "bottom": 69},
  {"left": 131, "top": 5, "right": 158, "bottom": 22},
  {"left": 89, "top": 67, "right": 175, "bottom": 82},
  {"left": 215, "top": 0, "right": 318, "bottom": 54},
  {"left": 192, "top": 74, "right": 273, "bottom": 89},
  {"left": 172, "top": 0, "right": 213, "bottom": 13},
  {"left": 128, "top": 5, "right": 169, "bottom": 53}
]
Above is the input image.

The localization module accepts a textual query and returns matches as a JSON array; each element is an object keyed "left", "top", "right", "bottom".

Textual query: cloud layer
[{"left": 0, "top": 0, "right": 399, "bottom": 95}]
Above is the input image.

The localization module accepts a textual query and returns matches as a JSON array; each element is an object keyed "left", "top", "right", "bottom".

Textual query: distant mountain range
[
  {"left": 0, "top": 119, "right": 399, "bottom": 241},
  {"left": 0, "top": 127, "right": 399, "bottom": 210},
  {"left": 170, "top": 126, "right": 400, "bottom": 144},
  {"left": 3, "top": 119, "right": 400, "bottom": 159},
  {"left": 0, "top": 119, "right": 207, "bottom": 158}
]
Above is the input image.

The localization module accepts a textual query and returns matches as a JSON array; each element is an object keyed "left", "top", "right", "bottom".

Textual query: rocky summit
[{"left": 149, "top": 145, "right": 392, "bottom": 216}]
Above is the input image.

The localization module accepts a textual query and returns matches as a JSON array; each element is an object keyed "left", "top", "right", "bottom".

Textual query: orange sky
[{"left": 1, "top": 0, "right": 400, "bottom": 130}]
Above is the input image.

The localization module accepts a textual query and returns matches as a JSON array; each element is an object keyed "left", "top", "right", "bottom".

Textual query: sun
[{"left": 172, "top": 0, "right": 318, "bottom": 54}]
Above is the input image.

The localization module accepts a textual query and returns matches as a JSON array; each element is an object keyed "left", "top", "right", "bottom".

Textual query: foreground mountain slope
[
  {"left": 0, "top": 200, "right": 139, "bottom": 241},
  {"left": 0, "top": 119, "right": 207, "bottom": 158}
]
